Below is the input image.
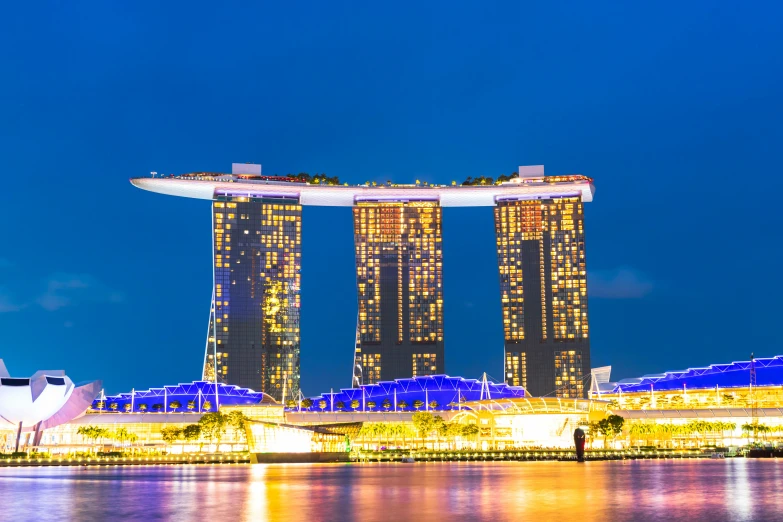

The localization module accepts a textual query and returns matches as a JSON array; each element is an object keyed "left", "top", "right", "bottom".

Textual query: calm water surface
[{"left": 0, "top": 460, "right": 780, "bottom": 521}]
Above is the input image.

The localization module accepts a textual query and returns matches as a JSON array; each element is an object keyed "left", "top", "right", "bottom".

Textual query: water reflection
[{"left": 0, "top": 460, "right": 781, "bottom": 521}]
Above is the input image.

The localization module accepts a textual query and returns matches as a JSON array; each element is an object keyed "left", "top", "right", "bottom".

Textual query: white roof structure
[
  {"left": 130, "top": 167, "right": 594, "bottom": 206},
  {"left": 0, "top": 360, "right": 102, "bottom": 431}
]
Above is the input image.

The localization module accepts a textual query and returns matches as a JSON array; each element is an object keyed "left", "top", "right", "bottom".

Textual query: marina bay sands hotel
[{"left": 131, "top": 163, "right": 594, "bottom": 402}]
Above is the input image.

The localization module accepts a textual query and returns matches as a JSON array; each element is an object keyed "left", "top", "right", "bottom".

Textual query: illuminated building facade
[
  {"left": 131, "top": 163, "right": 595, "bottom": 395},
  {"left": 495, "top": 166, "right": 590, "bottom": 398},
  {"left": 203, "top": 184, "right": 302, "bottom": 403},
  {"left": 352, "top": 201, "right": 444, "bottom": 384}
]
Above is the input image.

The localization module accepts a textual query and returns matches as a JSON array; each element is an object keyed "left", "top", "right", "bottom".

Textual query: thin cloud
[
  {"left": 589, "top": 268, "right": 654, "bottom": 299},
  {"left": 36, "top": 273, "right": 124, "bottom": 311},
  {"left": 0, "top": 290, "right": 24, "bottom": 313}
]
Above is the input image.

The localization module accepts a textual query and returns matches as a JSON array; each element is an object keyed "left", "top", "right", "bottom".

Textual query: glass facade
[
  {"left": 203, "top": 195, "right": 302, "bottom": 403},
  {"left": 495, "top": 197, "right": 590, "bottom": 398},
  {"left": 352, "top": 201, "right": 444, "bottom": 384}
]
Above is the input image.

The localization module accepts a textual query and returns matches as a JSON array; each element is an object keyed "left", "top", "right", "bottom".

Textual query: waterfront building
[
  {"left": 352, "top": 201, "right": 444, "bottom": 385},
  {"left": 0, "top": 360, "right": 101, "bottom": 450},
  {"left": 594, "top": 355, "right": 783, "bottom": 448},
  {"left": 130, "top": 163, "right": 595, "bottom": 390},
  {"left": 14, "top": 354, "right": 783, "bottom": 455},
  {"left": 92, "top": 380, "right": 277, "bottom": 414},
  {"left": 594, "top": 354, "right": 783, "bottom": 410},
  {"left": 202, "top": 163, "right": 302, "bottom": 402},
  {"left": 300, "top": 374, "right": 525, "bottom": 413},
  {"left": 494, "top": 166, "right": 591, "bottom": 398}
]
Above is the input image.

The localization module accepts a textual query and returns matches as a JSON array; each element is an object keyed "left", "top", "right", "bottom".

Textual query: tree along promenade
[
  {"left": 351, "top": 448, "right": 729, "bottom": 463},
  {"left": 0, "top": 453, "right": 250, "bottom": 467}
]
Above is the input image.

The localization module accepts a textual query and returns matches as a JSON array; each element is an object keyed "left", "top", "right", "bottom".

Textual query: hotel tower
[
  {"left": 494, "top": 166, "right": 590, "bottom": 398},
  {"left": 351, "top": 200, "right": 445, "bottom": 386},
  {"left": 130, "top": 162, "right": 594, "bottom": 399},
  {"left": 202, "top": 164, "right": 302, "bottom": 403}
]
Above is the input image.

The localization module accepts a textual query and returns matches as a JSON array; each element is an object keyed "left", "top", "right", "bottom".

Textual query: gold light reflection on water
[
  {"left": 2, "top": 461, "right": 783, "bottom": 520},
  {"left": 245, "top": 465, "right": 268, "bottom": 519}
]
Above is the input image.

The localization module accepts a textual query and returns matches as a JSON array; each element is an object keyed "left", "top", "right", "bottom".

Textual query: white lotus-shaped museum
[{"left": 0, "top": 359, "right": 102, "bottom": 440}]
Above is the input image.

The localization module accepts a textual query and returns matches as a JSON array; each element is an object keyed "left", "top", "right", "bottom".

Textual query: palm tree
[
  {"left": 138, "top": 404, "right": 148, "bottom": 413},
  {"left": 413, "top": 400, "right": 424, "bottom": 411},
  {"left": 318, "top": 400, "right": 327, "bottom": 412},
  {"left": 109, "top": 402, "right": 119, "bottom": 412},
  {"left": 169, "top": 400, "right": 182, "bottom": 412},
  {"left": 382, "top": 399, "right": 391, "bottom": 411},
  {"left": 123, "top": 404, "right": 132, "bottom": 413},
  {"left": 202, "top": 400, "right": 212, "bottom": 412},
  {"left": 397, "top": 400, "right": 408, "bottom": 411},
  {"left": 152, "top": 403, "right": 164, "bottom": 412},
  {"left": 127, "top": 432, "right": 139, "bottom": 454},
  {"left": 350, "top": 400, "right": 360, "bottom": 411},
  {"left": 77, "top": 426, "right": 99, "bottom": 451},
  {"left": 429, "top": 400, "right": 438, "bottom": 410},
  {"left": 187, "top": 400, "right": 196, "bottom": 412},
  {"left": 301, "top": 398, "right": 313, "bottom": 409},
  {"left": 336, "top": 401, "right": 346, "bottom": 411},
  {"left": 96, "top": 427, "right": 111, "bottom": 446},
  {"left": 366, "top": 401, "right": 377, "bottom": 411},
  {"left": 114, "top": 427, "right": 132, "bottom": 448}
]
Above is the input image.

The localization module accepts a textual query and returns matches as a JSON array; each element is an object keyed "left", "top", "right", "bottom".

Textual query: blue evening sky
[{"left": 1, "top": 2, "right": 782, "bottom": 395}]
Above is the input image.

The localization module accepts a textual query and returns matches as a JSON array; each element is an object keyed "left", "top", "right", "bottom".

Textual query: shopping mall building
[{"left": 4, "top": 355, "right": 783, "bottom": 453}]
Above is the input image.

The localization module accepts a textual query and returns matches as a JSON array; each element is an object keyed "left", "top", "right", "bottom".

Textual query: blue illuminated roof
[
  {"left": 610, "top": 355, "right": 783, "bottom": 393},
  {"left": 91, "top": 375, "right": 524, "bottom": 413},
  {"left": 296, "top": 374, "right": 525, "bottom": 412},
  {"left": 91, "top": 381, "right": 276, "bottom": 413}
]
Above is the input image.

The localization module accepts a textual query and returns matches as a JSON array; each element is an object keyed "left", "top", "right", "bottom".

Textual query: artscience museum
[{"left": 0, "top": 360, "right": 101, "bottom": 451}]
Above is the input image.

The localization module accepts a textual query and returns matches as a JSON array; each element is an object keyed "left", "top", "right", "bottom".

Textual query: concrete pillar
[
  {"left": 14, "top": 422, "right": 22, "bottom": 452},
  {"left": 33, "top": 421, "right": 44, "bottom": 448}
]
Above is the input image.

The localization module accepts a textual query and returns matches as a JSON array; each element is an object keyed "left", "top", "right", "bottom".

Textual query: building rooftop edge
[{"left": 129, "top": 176, "right": 595, "bottom": 206}]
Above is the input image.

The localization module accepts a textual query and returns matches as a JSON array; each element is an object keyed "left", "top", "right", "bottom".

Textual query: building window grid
[
  {"left": 353, "top": 202, "right": 443, "bottom": 345},
  {"left": 412, "top": 353, "right": 438, "bottom": 377},
  {"left": 549, "top": 199, "right": 588, "bottom": 341},
  {"left": 554, "top": 350, "right": 584, "bottom": 398},
  {"left": 207, "top": 198, "right": 302, "bottom": 402},
  {"left": 494, "top": 203, "right": 544, "bottom": 341},
  {"left": 361, "top": 353, "right": 382, "bottom": 385},
  {"left": 505, "top": 351, "right": 526, "bottom": 388}
]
